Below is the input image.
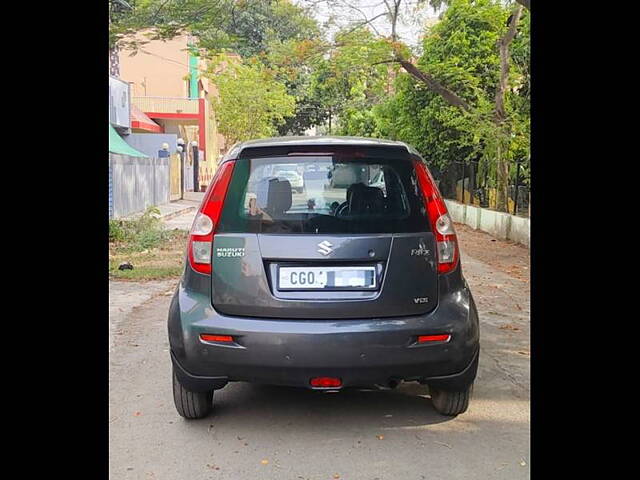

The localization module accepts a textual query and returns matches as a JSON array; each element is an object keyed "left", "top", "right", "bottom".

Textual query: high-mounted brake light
[
  {"left": 187, "top": 161, "right": 235, "bottom": 274},
  {"left": 413, "top": 159, "right": 459, "bottom": 274}
]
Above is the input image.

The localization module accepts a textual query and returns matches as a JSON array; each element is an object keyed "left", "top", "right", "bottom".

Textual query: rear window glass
[{"left": 217, "top": 155, "right": 430, "bottom": 234}]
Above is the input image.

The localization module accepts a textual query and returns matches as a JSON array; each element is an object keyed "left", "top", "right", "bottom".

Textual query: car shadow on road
[{"left": 207, "top": 381, "right": 453, "bottom": 430}]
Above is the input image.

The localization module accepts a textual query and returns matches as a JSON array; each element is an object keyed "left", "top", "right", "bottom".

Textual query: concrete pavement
[
  {"left": 161, "top": 193, "right": 204, "bottom": 230},
  {"left": 120, "top": 193, "right": 205, "bottom": 230},
  {"left": 162, "top": 204, "right": 199, "bottom": 231}
]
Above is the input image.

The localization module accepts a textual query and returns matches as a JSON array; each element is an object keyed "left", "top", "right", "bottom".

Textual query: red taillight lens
[
  {"left": 200, "top": 334, "right": 234, "bottom": 343},
  {"left": 188, "top": 161, "right": 235, "bottom": 274},
  {"left": 417, "top": 334, "right": 451, "bottom": 343},
  {"left": 413, "top": 160, "right": 459, "bottom": 274},
  {"left": 310, "top": 377, "right": 342, "bottom": 388}
]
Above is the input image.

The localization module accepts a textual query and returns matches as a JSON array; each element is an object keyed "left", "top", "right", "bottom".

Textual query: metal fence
[
  {"left": 109, "top": 153, "right": 170, "bottom": 219},
  {"left": 434, "top": 159, "right": 530, "bottom": 218},
  {"left": 109, "top": 161, "right": 114, "bottom": 219}
]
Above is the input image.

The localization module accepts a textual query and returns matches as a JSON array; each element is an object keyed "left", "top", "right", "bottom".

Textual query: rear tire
[
  {"left": 429, "top": 384, "right": 473, "bottom": 416},
  {"left": 172, "top": 370, "right": 213, "bottom": 419}
]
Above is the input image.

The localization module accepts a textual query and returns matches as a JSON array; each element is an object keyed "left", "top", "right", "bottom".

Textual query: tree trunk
[
  {"left": 495, "top": 145, "right": 510, "bottom": 212},
  {"left": 495, "top": 5, "right": 523, "bottom": 123},
  {"left": 492, "top": 5, "right": 524, "bottom": 212}
]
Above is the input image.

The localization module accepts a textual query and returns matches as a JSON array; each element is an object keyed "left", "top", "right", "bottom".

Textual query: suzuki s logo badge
[{"left": 317, "top": 240, "right": 333, "bottom": 256}]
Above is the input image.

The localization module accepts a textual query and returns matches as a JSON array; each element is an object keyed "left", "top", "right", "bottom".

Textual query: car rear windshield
[{"left": 217, "top": 155, "right": 430, "bottom": 234}]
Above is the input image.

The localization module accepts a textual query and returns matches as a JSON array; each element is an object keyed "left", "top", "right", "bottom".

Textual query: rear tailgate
[
  {"left": 211, "top": 232, "right": 438, "bottom": 319},
  {"left": 211, "top": 145, "right": 438, "bottom": 319}
]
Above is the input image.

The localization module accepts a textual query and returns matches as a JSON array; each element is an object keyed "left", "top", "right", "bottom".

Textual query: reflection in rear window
[{"left": 217, "top": 155, "right": 431, "bottom": 234}]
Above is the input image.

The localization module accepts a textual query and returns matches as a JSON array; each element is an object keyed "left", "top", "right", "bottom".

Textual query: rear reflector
[
  {"left": 200, "top": 334, "right": 234, "bottom": 343},
  {"left": 417, "top": 334, "right": 451, "bottom": 343},
  {"left": 310, "top": 377, "right": 342, "bottom": 388}
]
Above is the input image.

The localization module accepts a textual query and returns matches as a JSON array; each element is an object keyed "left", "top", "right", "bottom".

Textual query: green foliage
[
  {"left": 305, "top": 28, "right": 397, "bottom": 135},
  {"left": 208, "top": 55, "right": 296, "bottom": 144},
  {"left": 263, "top": 37, "right": 330, "bottom": 134},
  {"left": 109, "top": 226, "right": 189, "bottom": 281},
  {"left": 108, "top": 219, "right": 128, "bottom": 243},
  {"left": 108, "top": 206, "right": 170, "bottom": 251},
  {"left": 205, "top": 0, "right": 320, "bottom": 58},
  {"left": 110, "top": 1, "right": 324, "bottom": 136},
  {"left": 341, "top": 0, "right": 530, "bottom": 193},
  {"left": 109, "top": 265, "right": 185, "bottom": 280},
  {"left": 369, "top": 0, "right": 506, "bottom": 165},
  {"left": 110, "top": 0, "right": 319, "bottom": 57},
  {"left": 111, "top": 0, "right": 530, "bottom": 211}
]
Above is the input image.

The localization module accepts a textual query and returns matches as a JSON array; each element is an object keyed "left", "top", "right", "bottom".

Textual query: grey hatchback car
[{"left": 168, "top": 136, "right": 479, "bottom": 418}]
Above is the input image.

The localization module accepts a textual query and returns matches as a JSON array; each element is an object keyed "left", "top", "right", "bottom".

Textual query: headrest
[
  {"left": 347, "top": 182, "right": 385, "bottom": 214},
  {"left": 263, "top": 178, "right": 292, "bottom": 216}
]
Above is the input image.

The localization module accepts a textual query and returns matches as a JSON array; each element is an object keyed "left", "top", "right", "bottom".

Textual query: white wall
[{"left": 444, "top": 199, "right": 530, "bottom": 248}]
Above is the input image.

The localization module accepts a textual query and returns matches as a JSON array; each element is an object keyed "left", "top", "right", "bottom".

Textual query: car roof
[{"left": 222, "top": 136, "right": 420, "bottom": 161}]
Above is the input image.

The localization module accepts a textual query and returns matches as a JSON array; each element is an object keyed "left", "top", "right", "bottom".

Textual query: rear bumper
[
  {"left": 172, "top": 347, "right": 479, "bottom": 393},
  {"left": 168, "top": 282, "right": 480, "bottom": 392}
]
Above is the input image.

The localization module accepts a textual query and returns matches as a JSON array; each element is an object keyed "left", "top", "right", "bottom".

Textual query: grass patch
[{"left": 109, "top": 207, "right": 190, "bottom": 281}]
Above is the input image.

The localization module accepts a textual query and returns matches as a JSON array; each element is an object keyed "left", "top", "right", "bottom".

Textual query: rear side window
[{"left": 217, "top": 155, "right": 430, "bottom": 234}]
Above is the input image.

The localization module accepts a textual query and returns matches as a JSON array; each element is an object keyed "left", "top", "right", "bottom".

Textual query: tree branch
[
  {"left": 341, "top": 12, "right": 388, "bottom": 37},
  {"left": 335, "top": 0, "right": 384, "bottom": 37},
  {"left": 150, "top": 0, "right": 172, "bottom": 23},
  {"left": 303, "top": 0, "right": 479, "bottom": 115},
  {"left": 514, "top": 0, "right": 530, "bottom": 10},
  {"left": 494, "top": 5, "right": 524, "bottom": 122},
  {"left": 397, "top": 58, "right": 472, "bottom": 113},
  {"left": 391, "top": 0, "right": 401, "bottom": 42}
]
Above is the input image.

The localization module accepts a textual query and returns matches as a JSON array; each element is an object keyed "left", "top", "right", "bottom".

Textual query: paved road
[{"left": 109, "top": 217, "right": 530, "bottom": 480}]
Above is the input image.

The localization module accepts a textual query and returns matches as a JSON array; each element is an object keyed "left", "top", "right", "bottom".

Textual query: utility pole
[{"left": 192, "top": 142, "right": 200, "bottom": 192}]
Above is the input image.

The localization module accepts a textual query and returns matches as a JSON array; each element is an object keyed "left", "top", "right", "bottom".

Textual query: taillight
[
  {"left": 413, "top": 159, "right": 459, "bottom": 274},
  {"left": 187, "top": 161, "right": 235, "bottom": 275}
]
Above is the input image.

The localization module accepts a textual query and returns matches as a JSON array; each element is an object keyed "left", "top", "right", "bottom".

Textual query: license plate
[{"left": 278, "top": 266, "right": 377, "bottom": 290}]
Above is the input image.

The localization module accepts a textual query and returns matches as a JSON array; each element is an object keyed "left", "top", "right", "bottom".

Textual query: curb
[
  {"left": 119, "top": 203, "right": 198, "bottom": 222},
  {"left": 160, "top": 205, "right": 197, "bottom": 221}
]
